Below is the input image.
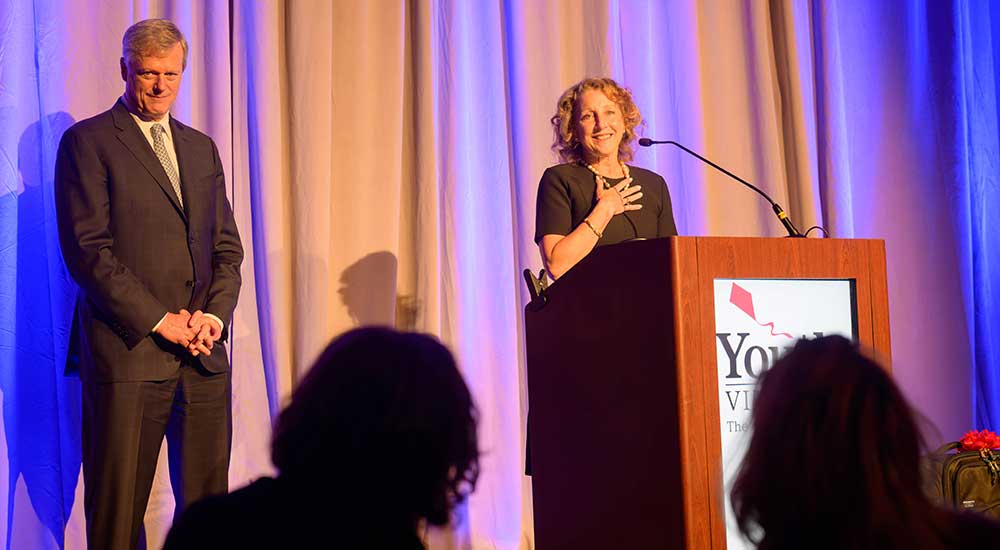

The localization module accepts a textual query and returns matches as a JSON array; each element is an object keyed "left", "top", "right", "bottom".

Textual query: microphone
[{"left": 638, "top": 138, "right": 803, "bottom": 237}]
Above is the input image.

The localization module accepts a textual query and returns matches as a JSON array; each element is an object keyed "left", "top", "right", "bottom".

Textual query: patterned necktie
[{"left": 150, "top": 123, "right": 183, "bottom": 207}]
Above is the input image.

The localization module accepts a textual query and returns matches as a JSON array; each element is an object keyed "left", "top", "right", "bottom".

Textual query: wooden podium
[{"left": 524, "top": 236, "right": 891, "bottom": 550}]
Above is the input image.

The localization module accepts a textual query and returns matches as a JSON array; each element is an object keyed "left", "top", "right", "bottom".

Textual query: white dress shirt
[{"left": 126, "top": 104, "right": 225, "bottom": 337}]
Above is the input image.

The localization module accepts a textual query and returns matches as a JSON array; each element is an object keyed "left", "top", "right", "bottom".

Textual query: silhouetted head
[
  {"left": 730, "top": 335, "right": 927, "bottom": 549},
  {"left": 271, "top": 327, "right": 479, "bottom": 527}
]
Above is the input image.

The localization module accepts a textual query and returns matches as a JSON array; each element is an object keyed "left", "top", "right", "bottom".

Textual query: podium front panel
[{"left": 525, "top": 237, "right": 891, "bottom": 549}]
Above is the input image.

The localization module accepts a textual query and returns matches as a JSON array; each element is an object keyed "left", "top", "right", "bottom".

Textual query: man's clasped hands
[{"left": 154, "top": 309, "right": 222, "bottom": 357}]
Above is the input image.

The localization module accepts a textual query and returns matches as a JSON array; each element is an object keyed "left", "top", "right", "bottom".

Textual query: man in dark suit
[{"left": 54, "top": 19, "right": 243, "bottom": 549}]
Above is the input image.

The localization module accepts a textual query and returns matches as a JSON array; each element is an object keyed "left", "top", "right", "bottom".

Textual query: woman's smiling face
[{"left": 575, "top": 89, "right": 624, "bottom": 164}]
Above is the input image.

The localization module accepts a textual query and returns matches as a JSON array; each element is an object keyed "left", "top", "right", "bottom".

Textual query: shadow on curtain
[{"left": 2, "top": 112, "right": 81, "bottom": 549}]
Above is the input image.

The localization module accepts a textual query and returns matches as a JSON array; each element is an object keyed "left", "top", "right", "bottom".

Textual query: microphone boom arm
[{"left": 639, "top": 138, "right": 803, "bottom": 237}]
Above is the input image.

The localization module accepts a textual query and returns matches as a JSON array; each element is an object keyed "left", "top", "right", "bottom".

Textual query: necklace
[{"left": 585, "top": 161, "right": 630, "bottom": 190}]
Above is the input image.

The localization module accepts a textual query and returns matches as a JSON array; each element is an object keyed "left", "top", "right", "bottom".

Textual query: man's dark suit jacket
[{"left": 55, "top": 99, "right": 243, "bottom": 382}]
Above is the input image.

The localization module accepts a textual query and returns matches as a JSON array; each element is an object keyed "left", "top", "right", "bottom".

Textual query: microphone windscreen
[{"left": 638, "top": 138, "right": 654, "bottom": 147}]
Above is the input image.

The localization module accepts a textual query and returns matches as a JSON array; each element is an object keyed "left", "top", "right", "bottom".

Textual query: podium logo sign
[{"left": 713, "top": 278, "right": 857, "bottom": 550}]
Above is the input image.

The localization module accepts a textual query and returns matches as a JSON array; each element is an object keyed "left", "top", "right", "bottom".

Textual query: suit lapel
[
  {"left": 111, "top": 100, "right": 187, "bottom": 221},
  {"left": 170, "top": 117, "right": 199, "bottom": 225}
]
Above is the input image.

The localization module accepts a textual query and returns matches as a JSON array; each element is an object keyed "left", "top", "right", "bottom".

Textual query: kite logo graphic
[{"left": 729, "top": 283, "right": 793, "bottom": 339}]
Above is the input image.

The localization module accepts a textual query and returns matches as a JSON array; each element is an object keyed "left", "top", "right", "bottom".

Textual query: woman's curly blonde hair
[{"left": 550, "top": 77, "right": 643, "bottom": 164}]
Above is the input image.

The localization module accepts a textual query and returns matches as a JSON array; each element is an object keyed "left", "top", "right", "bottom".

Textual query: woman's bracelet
[{"left": 583, "top": 219, "right": 602, "bottom": 239}]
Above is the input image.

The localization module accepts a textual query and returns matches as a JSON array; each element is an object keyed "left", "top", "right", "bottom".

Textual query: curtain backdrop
[{"left": 2, "top": 1, "right": 999, "bottom": 548}]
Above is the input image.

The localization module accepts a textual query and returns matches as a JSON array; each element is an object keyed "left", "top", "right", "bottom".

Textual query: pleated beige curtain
[
  {"left": 217, "top": 2, "right": 828, "bottom": 549},
  {"left": 26, "top": 1, "right": 972, "bottom": 549}
]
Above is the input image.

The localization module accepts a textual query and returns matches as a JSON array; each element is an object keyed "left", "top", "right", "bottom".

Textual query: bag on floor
[{"left": 923, "top": 441, "right": 1000, "bottom": 518}]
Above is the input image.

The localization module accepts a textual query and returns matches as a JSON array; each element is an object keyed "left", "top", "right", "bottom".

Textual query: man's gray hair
[{"left": 122, "top": 19, "right": 188, "bottom": 69}]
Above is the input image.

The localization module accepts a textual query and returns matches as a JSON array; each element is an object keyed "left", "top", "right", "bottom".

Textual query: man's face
[{"left": 120, "top": 42, "right": 184, "bottom": 121}]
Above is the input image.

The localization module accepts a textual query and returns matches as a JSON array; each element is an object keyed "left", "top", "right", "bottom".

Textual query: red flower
[{"left": 960, "top": 429, "right": 1000, "bottom": 451}]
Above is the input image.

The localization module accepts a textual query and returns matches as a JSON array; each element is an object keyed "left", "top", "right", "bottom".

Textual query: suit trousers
[{"left": 82, "top": 359, "right": 232, "bottom": 550}]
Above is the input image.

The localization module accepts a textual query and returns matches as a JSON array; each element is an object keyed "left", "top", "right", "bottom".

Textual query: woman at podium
[{"left": 535, "top": 77, "right": 677, "bottom": 280}]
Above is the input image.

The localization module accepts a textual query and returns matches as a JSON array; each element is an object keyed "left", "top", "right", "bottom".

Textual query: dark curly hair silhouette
[
  {"left": 272, "top": 327, "right": 479, "bottom": 526},
  {"left": 730, "top": 335, "right": 1000, "bottom": 550},
  {"left": 165, "top": 327, "right": 479, "bottom": 549}
]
